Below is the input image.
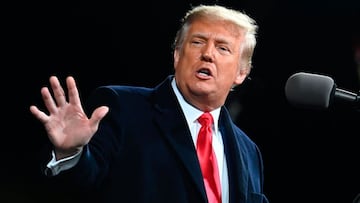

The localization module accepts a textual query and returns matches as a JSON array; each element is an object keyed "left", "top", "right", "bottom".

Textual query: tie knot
[{"left": 198, "top": 112, "right": 213, "bottom": 126}]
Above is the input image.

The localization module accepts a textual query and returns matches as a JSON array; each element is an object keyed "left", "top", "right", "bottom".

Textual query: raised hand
[{"left": 30, "top": 76, "right": 109, "bottom": 160}]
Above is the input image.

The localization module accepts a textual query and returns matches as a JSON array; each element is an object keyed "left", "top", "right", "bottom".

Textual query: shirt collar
[{"left": 171, "top": 77, "right": 220, "bottom": 132}]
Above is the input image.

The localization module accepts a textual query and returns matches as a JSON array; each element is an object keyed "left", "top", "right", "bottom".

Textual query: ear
[
  {"left": 173, "top": 49, "right": 180, "bottom": 69},
  {"left": 234, "top": 68, "right": 250, "bottom": 85}
]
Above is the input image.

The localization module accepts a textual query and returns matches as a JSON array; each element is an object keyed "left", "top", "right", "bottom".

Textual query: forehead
[{"left": 188, "top": 18, "right": 244, "bottom": 39}]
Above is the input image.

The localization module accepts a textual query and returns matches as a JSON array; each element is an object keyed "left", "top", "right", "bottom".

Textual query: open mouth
[{"left": 197, "top": 68, "right": 212, "bottom": 77}]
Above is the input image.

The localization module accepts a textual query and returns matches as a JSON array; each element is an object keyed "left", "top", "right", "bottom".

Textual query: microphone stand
[{"left": 333, "top": 89, "right": 360, "bottom": 112}]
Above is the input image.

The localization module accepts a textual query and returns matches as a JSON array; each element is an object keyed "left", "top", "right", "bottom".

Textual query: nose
[{"left": 200, "top": 44, "right": 214, "bottom": 62}]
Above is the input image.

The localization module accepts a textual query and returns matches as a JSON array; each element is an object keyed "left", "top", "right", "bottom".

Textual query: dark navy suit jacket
[{"left": 45, "top": 75, "right": 268, "bottom": 203}]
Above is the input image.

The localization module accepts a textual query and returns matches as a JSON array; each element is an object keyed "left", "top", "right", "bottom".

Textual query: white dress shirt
[{"left": 171, "top": 78, "right": 229, "bottom": 203}]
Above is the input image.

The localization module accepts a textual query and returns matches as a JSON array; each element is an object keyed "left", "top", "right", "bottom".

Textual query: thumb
[{"left": 89, "top": 106, "right": 109, "bottom": 130}]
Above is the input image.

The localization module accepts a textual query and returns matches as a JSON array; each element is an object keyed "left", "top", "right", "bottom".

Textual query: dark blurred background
[{"left": 3, "top": 0, "right": 360, "bottom": 202}]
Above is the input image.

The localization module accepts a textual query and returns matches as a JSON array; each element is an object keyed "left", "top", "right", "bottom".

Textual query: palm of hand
[
  {"left": 30, "top": 76, "right": 109, "bottom": 159},
  {"left": 45, "top": 102, "right": 93, "bottom": 151}
]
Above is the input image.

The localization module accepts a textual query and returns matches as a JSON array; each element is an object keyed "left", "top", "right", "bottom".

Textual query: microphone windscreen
[{"left": 285, "top": 72, "right": 335, "bottom": 109}]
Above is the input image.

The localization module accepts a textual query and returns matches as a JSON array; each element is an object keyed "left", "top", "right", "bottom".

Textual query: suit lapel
[
  {"left": 219, "top": 108, "right": 248, "bottom": 203},
  {"left": 150, "top": 76, "right": 250, "bottom": 202},
  {"left": 151, "top": 76, "right": 208, "bottom": 202}
]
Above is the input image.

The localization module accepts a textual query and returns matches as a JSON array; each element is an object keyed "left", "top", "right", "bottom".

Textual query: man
[{"left": 30, "top": 4, "right": 269, "bottom": 203}]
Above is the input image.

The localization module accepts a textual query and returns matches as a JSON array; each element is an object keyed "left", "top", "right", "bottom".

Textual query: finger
[
  {"left": 29, "top": 105, "right": 49, "bottom": 124},
  {"left": 66, "top": 76, "right": 82, "bottom": 107},
  {"left": 49, "top": 76, "right": 67, "bottom": 107},
  {"left": 89, "top": 106, "right": 109, "bottom": 131},
  {"left": 41, "top": 86, "right": 59, "bottom": 114}
]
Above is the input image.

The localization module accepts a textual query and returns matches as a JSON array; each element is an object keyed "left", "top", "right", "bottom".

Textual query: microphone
[{"left": 285, "top": 72, "right": 360, "bottom": 110}]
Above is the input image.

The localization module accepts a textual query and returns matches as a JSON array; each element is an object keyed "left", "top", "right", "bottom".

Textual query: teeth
[{"left": 199, "top": 69, "right": 210, "bottom": 75}]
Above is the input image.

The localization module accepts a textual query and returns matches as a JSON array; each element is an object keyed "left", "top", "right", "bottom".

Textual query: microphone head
[{"left": 285, "top": 72, "right": 336, "bottom": 109}]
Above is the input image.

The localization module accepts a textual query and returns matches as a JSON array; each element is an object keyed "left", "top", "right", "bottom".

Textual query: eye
[
  {"left": 191, "top": 39, "right": 204, "bottom": 47},
  {"left": 217, "top": 45, "right": 231, "bottom": 54}
]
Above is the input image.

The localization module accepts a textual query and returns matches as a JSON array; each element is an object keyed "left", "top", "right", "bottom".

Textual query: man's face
[{"left": 173, "top": 18, "right": 249, "bottom": 111}]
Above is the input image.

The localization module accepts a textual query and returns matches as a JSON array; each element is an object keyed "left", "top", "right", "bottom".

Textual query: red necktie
[{"left": 196, "top": 112, "right": 221, "bottom": 203}]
